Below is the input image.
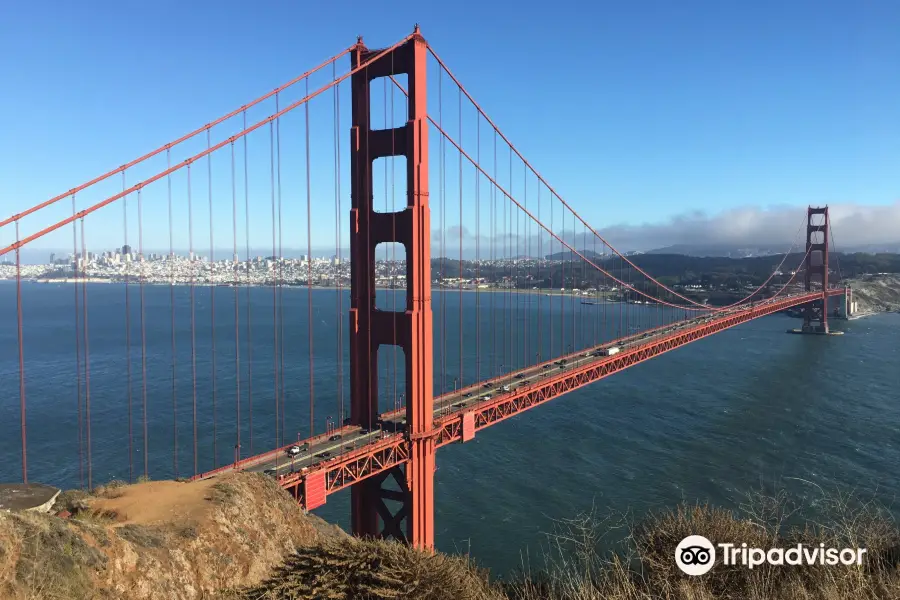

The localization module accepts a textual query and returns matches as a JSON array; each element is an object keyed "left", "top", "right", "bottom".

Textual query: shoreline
[
  {"left": 8, "top": 278, "right": 900, "bottom": 316},
  {"left": 7, "top": 278, "right": 628, "bottom": 299}
]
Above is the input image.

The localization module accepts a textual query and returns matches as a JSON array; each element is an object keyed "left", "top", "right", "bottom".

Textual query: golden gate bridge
[{"left": 0, "top": 26, "right": 850, "bottom": 549}]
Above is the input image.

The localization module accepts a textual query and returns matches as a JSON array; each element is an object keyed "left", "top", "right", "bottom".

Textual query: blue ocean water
[{"left": 0, "top": 281, "right": 897, "bottom": 575}]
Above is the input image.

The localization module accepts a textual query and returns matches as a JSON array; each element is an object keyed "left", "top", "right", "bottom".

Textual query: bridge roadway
[{"left": 197, "top": 289, "right": 840, "bottom": 490}]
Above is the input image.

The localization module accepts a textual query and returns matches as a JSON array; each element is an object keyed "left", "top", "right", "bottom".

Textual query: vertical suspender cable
[
  {"left": 72, "top": 196, "right": 84, "bottom": 488},
  {"left": 137, "top": 189, "right": 148, "bottom": 479},
  {"left": 269, "top": 120, "right": 279, "bottom": 463},
  {"left": 231, "top": 140, "right": 240, "bottom": 470},
  {"left": 243, "top": 110, "right": 252, "bottom": 458},
  {"left": 277, "top": 93, "right": 286, "bottom": 450},
  {"left": 488, "top": 130, "right": 499, "bottom": 379},
  {"left": 333, "top": 65, "right": 344, "bottom": 430},
  {"left": 15, "top": 222, "right": 27, "bottom": 483},
  {"left": 188, "top": 163, "right": 198, "bottom": 477},
  {"left": 439, "top": 68, "right": 446, "bottom": 400},
  {"left": 523, "top": 159, "right": 527, "bottom": 366},
  {"left": 547, "top": 195, "right": 556, "bottom": 358},
  {"left": 122, "top": 173, "right": 133, "bottom": 482},
  {"left": 493, "top": 129, "right": 498, "bottom": 378},
  {"left": 475, "top": 116, "right": 480, "bottom": 385},
  {"left": 388, "top": 72, "right": 398, "bottom": 419},
  {"left": 208, "top": 130, "right": 218, "bottom": 469},
  {"left": 535, "top": 181, "right": 544, "bottom": 363},
  {"left": 167, "top": 148, "right": 178, "bottom": 478},
  {"left": 458, "top": 86, "right": 463, "bottom": 398},
  {"left": 305, "top": 79, "right": 315, "bottom": 440},
  {"left": 80, "top": 219, "right": 92, "bottom": 489}
]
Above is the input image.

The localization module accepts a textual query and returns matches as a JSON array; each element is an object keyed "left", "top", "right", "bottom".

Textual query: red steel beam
[
  {"left": 209, "top": 289, "right": 842, "bottom": 512},
  {"left": 278, "top": 434, "right": 410, "bottom": 507},
  {"left": 433, "top": 290, "right": 842, "bottom": 446}
]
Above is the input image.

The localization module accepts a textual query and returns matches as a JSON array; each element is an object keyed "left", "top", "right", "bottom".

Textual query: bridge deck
[{"left": 193, "top": 290, "right": 842, "bottom": 508}]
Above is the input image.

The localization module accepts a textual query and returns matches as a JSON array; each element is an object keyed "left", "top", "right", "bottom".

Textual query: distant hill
[
  {"left": 647, "top": 242, "right": 900, "bottom": 258},
  {"left": 544, "top": 249, "right": 609, "bottom": 261},
  {"left": 645, "top": 244, "right": 785, "bottom": 258}
]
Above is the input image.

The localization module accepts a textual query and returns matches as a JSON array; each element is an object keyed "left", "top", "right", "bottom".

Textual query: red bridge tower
[
  {"left": 801, "top": 206, "right": 830, "bottom": 333},
  {"left": 348, "top": 27, "right": 435, "bottom": 549}
]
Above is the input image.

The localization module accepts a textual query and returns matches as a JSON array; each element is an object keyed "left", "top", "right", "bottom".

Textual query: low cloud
[
  {"left": 593, "top": 201, "right": 900, "bottom": 252},
  {"left": 429, "top": 201, "right": 900, "bottom": 257}
]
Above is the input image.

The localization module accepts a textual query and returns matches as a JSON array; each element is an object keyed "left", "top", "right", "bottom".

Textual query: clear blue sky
[{"left": 1, "top": 0, "right": 898, "bottom": 257}]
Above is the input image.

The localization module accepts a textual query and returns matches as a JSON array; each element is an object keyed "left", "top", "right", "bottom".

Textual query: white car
[{"left": 286, "top": 445, "right": 301, "bottom": 456}]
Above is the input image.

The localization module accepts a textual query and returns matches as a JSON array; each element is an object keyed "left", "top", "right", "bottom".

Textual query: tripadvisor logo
[{"left": 675, "top": 535, "right": 867, "bottom": 576}]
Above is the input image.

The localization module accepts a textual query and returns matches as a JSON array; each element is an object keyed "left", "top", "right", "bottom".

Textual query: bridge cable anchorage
[
  {"left": 0, "top": 48, "right": 353, "bottom": 230},
  {"left": 419, "top": 47, "right": 804, "bottom": 312}
]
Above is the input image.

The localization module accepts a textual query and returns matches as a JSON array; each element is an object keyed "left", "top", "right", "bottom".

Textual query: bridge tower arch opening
[
  {"left": 802, "top": 206, "right": 830, "bottom": 334},
  {"left": 348, "top": 27, "right": 435, "bottom": 549}
]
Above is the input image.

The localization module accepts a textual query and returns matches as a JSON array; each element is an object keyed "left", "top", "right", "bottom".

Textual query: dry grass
[
  {"left": 4, "top": 477, "right": 898, "bottom": 600},
  {"left": 506, "top": 488, "right": 900, "bottom": 600},
  {"left": 238, "top": 535, "right": 505, "bottom": 600}
]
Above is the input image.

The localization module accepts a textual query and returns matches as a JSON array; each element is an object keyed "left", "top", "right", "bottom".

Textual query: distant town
[
  {"left": 3, "top": 245, "right": 898, "bottom": 306},
  {"left": 0, "top": 244, "right": 818, "bottom": 304}
]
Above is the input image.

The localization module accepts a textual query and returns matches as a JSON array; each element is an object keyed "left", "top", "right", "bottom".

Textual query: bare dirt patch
[
  {"left": 0, "top": 472, "right": 336, "bottom": 600},
  {"left": 90, "top": 478, "right": 217, "bottom": 527}
]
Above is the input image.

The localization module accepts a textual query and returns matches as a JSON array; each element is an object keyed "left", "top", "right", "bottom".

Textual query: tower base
[{"left": 786, "top": 328, "right": 844, "bottom": 336}]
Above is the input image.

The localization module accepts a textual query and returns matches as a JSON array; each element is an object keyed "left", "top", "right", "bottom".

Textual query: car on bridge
[{"left": 286, "top": 444, "right": 306, "bottom": 456}]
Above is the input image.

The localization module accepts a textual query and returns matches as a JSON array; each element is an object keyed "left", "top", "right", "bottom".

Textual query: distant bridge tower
[
  {"left": 348, "top": 27, "right": 435, "bottom": 549},
  {"left": 801, "top": 206, "right": 830, "bottom": 333}
]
